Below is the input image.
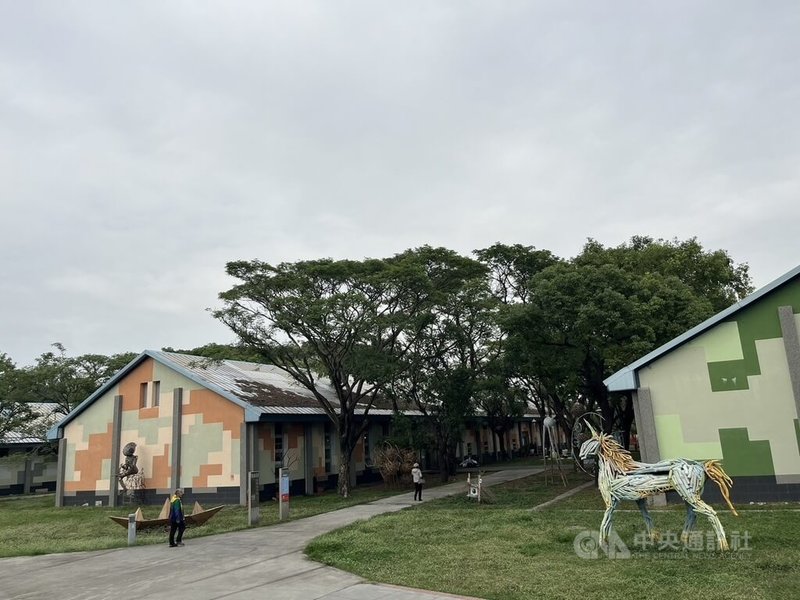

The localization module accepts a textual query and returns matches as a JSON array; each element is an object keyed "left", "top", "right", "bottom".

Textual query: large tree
[
  {"left": 19, "top": 344, "right": 137, "bottom": 416},
  {"left": 0, "top": 354, "right": 33, "bottom": 440},
  {"left": 161, "top": 343, "right": 263, "bottom": 363},
  {"left": 214, "top": 247, "right": 483, "bottom": 496},
  {"left": 389, "top": 277, "right": 496, "bottom": 481},
  {"left": 475, "top": 243, "right": 569, "bottom": 432},
  {"left": 503, "top": 237, "right": 752, "bottom": 444}
]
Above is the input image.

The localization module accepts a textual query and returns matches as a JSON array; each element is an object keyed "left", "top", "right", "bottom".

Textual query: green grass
[
  {"left": 0, "top": 483, "right": 419, "bottom": 558},
  {"left": 306, "top": 473, "right": 800, "bottom": 600}
]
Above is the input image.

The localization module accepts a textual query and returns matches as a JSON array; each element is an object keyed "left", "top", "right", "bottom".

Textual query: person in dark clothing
[
  {"left": 411, "top": 463, "right": 424, "bottom": 501},
  {"left": 168, "top": 489, "right": 186, "bottom": 547}
]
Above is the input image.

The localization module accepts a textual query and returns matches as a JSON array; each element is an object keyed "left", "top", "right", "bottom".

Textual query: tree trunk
[
  {"left": 620, "top": 392, "right": 635, "bottom": 450},
  {"left": 337, "top": 436, "right": 354, "bottom": 498},
  {"left": 438, "top": 437, "right": 450, "bottom": 483},
  {"left": 496, "top": 430, "right": 507, "bottom": 460}
]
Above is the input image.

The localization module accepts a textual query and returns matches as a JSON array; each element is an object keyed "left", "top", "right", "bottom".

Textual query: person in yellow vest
[{"left": 168, "top": 489, "right": 186, "bottom": 547}]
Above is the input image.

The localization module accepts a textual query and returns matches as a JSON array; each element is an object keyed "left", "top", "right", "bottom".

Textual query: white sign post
[
  {"left": 279, "top": 468, "right": 290, "bottom": 520},
  {"left": 248, "top": 471, "right": 260, "bottom": 526}
]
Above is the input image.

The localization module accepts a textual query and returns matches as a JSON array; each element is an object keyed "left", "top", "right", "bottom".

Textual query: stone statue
[{"left": 117, "top": 442, "right": 139, "bottom": 492}]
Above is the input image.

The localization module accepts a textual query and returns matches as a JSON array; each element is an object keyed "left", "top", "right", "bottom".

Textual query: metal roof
[
  {"left": 604, "top": 263, "right": 800, "bottom": 392},
  {"left": 2, "top": 403, "right": 62, "bottom": 445},
  {"left": 47, "top": 351, "right": 423, "bottom": 439},
  {"left": 47, "top": 350, "right": 539, "bottom": 440}
]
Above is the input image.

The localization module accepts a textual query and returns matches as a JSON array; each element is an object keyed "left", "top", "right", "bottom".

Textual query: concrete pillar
[
  {"left": 239, "top": 423, "right": 248, "bottom": 506},
  {"left": 632, "top": 387, "right": 660, "bottom": 463},
  {"left": 170, "top": 388, "right": 183, "bottom": 490},
  {"left": 304, "top": 423, "right": 314, "bottom": 496},
  {"left": 55, "top": 438, "right": 67, "bottom": 507},
  {"left": 109, "top": 395, "right": 123, "bottom": 508},
  {"left": 239, "top": 423, "right": 259, "bottom": 506},
  {"left": 23, "top": 457, "right": 32, "bottom": 495},
  {"left": 778, "top": 306, "right": 800, "bottom": 418}
]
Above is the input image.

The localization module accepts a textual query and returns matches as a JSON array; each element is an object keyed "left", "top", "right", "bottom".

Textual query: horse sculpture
[{"left": 578, "top": 424, "right": 738, "bottom": 550}]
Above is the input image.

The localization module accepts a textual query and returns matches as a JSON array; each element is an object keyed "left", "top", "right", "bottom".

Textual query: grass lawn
[
  {"left": 0, "top": 482, "right": 421, "bottom": 558},
  {"left": 305, "top": 472, "right": 800, "bottom": 600}
]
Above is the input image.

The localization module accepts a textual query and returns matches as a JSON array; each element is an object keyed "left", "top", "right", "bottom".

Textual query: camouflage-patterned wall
[
  {"left": 0, "top": 453, "right": 57, "bottom": 496},
  {"left": 62, "top": 358, "right": 244, "bottom": 501},
  {"left": 638, "top": 277, "right": 800, "bottom": 497}
]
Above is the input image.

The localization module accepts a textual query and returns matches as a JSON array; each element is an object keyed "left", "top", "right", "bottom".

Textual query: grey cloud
[{"left": 1, "top": 1, "right": 798, "bottom": 364}]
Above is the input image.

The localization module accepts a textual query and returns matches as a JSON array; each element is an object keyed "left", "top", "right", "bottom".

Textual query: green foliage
[
  {"left": 576, "top": 236, "right": 753, "bottom": 313},
  {"left": 0, "top": 354, "right": 34, "bottom": 439},
  {"left": 500, "top": 237, "right": 750, "bottom": 435},
  {"left": 14, "top": 344, "right": 137, "bottom": 416},
  {"left": 389, "top": 275, "right": 497, "bottom": 480},
  {"left": 215, "top": 246, "right": 486, "bottom": 495},
  {"left": 161, "top": 343, "right": 263, "bottom": 363}
]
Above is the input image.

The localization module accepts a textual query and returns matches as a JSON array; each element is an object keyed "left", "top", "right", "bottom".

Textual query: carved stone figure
[{"left": 117, "top": 442, "right": 139, "bottom": 492}]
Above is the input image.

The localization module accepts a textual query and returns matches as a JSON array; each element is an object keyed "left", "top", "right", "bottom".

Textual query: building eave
[{"left": 604, "top": 263, "right": 800, "bottom": 392}]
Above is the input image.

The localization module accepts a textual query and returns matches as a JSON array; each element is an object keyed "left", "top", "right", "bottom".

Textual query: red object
[{"left": 281, "top": 494, "right": 289, "bottom": 502}]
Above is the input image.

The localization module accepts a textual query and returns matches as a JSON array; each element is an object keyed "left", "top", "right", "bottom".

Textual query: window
[
  {"left": 467, "top": 443, "right": 472, "bottom": 456},
  {"left": 324, "top": 423, "right": 332, "bottom": 473},
  {"left": 139, "top": 383, "right": 148, "bottom": 409},
  {"left": 274, "top": 423, "right": 284, "bottom": 465},
  {"left": 364, "top": 430, "right": 371, "bottom": 466},
  {"left": 152, "top": 381, "right": 160, "bottom": 407},
  {"left": 274, "top": 423, "right": 284, "bottom": 479}
]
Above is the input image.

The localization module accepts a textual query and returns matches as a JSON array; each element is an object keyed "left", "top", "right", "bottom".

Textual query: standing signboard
[
  {"left": 279, "top": 468, "right": 290, "bottom": 520},
  {"left": 248, "top": 471, "right": 260, "bottom": 526}
]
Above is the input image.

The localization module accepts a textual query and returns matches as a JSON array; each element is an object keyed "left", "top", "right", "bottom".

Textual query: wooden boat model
[{"left": 110, "top": 499, "right": 223, "bottom": 530}]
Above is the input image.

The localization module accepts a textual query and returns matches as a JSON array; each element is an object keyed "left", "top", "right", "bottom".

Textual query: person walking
[
  {"left": 168, "top": 489, "right": 186, "bottom": 547},
  {"left": 411, "top": 462, "right": 424, "bottom": 501}
]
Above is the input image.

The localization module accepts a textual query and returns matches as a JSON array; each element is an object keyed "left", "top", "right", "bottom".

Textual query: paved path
[
  {"left": 529, "top": 480, "right": 594, "bottom": 511},
  {"left": 0, "top": 468, "right": 542, "bottom": 600}
]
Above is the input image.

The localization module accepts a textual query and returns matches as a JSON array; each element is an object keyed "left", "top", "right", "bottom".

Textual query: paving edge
[{"left": 529, "top": 480, "right": 595, "bottom": 511}]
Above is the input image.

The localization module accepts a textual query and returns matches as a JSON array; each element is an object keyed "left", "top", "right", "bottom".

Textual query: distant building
[
  {"left": 1, "top": 402, "right": 61, "bottom": 496},
  {"left": 605, "top": 265, "right": 800, "bottom": 501},
  {"left": 47, "top": 351, "right": 537, "bottom": 506}
]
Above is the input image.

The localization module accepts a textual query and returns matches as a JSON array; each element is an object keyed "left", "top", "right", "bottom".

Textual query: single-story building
[
  {"left": 1, "top": 403, "right": 61, "bottom": 496},
  {"left": 47, "top": 351, "right": 538, "bottom": 507},
  {"left": 605, "top": 264, "right": 800, "bottom": 502}
]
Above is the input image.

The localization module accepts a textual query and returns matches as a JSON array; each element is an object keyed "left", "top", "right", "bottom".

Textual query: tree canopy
[
  {"left": 214, "top": 246, "right": 485, "bottom": 495},
  {"left": 500, "top": 238, "right": 752, "bottom": 438}
]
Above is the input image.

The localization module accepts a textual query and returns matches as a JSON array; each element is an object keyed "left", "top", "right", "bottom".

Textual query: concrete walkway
[{"left": 0, "top": 468, "right": 542, "bottom": 600}]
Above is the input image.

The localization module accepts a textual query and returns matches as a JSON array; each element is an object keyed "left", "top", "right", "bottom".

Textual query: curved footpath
[{"left": 0, "top": 468, "right": 541, "bottom": 600}]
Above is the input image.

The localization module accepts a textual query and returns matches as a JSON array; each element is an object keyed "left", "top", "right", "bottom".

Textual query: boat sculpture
[{"left": 110, "top": 499, "right": 223, "bottom": 531}]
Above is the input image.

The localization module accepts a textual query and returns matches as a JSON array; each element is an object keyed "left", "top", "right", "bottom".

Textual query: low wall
[{"left": 0, "top": 453, "right": 58, "bottom": 496}]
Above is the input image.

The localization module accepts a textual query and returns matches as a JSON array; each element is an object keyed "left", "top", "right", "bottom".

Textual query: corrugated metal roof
[
  {"left": 149, "top": 351, "right": 338, "bottom": 409},
  {"left": 47, "top": 351, "right": 537, "bottom": 440},
  {"left": 1, "top": 403, "right": 62, "bottom": 445},
  {"left": 604, "top": 263, "right": 800, "bottom": 392}
]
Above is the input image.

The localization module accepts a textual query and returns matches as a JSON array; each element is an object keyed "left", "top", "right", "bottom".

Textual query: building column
[
  {"left": 304, "top": 423, "right": 314, "bottom": 495},
  {"left": 109, "top": 395, "right": 123, "bottom": 508},
  {"left": 632, "top": 387, "right": 660, "bottom": 463},
  {"left": 239, "top": 423, "right": 248, "bottom": 506},
  {"left": 55, "top": 438, "right": 67, "bottom": 507},
  {"left": 239, "top": 422, "right": 259, "bottom": 506},
  {"left": 170, "top": 388, "right": 183, "bottom": 491},
  {"left": 778, "top": 306, "right": 800, "bottom": 418}
]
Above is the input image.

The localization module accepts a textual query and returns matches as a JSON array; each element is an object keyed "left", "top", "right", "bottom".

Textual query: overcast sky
[{"left": 1, "top": 1, "right": 798, "bottom": 366}]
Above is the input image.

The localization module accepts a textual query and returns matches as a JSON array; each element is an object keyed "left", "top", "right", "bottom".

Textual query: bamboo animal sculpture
[{"left": 578, "top": 424, "right": 738, "bottom": 550}]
